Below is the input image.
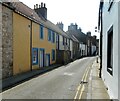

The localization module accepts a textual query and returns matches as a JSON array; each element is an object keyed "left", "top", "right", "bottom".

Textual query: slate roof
[
  {"left": 66, "top": 31, "right": 79, "bottom": 43},
  {"left": 66, "top": 30, "right": 87, "bottom": 44},
  {"left": 3, "top": 2, "right": 70, "bottom": 39}
]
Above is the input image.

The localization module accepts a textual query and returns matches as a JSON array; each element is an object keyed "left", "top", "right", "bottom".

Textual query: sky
[{"left": 20, "top": 0, "right": 100, "bottom": 39}]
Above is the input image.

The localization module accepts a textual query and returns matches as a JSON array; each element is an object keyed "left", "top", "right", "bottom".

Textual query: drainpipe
[
  {"left": 99, "top": 1, "right": 103, "bottom": 78},
  {"left": 99, "top": 10, "right": 102, "bottom": 78},
  {"left": 30, "top": 20, "right": 32, "bottom": 71}
]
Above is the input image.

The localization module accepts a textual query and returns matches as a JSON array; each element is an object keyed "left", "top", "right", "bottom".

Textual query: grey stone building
[
  {"left": 2, "top": 3, "right": 13, "bottom": 79},
  {"left": 67, "top": 23, "right": 98, "bottom": 57}
]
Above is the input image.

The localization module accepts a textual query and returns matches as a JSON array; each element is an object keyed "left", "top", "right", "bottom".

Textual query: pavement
[{"left": 78, "top": 58, "right": 110, "bottom": 100}]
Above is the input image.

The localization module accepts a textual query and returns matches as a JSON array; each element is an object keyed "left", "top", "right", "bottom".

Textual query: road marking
[
  {"left": 74, "top": 84, "right": 81, "bottom": 100},
  {"left": 79, "top": 65, "right": 92, "bottom": 99},
  {"left": 74, "top": 63, "right": 93, "bottom": 100},
  {"left": 63, "top": 72, "right": 74, "bottom": 76},
  {"left": 74, "top": 65, "right": 88, "bottom": 100},
  {"left": 84, "top": 66, "right": 90, "bottom": 81},
  {"left": 79, "top": 85, "right": 85, "bottom": 99}
]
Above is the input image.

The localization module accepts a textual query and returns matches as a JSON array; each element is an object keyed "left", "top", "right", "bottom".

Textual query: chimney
[
  {"left": 87, "top": 32, "right": 91, "bottom": 36},
  {"left": 93, "top": 35, "right": 97, "bottom": 39},
  {"left": 44, "top": 3, "right": 46, "bottom": 8},
  {"left": 34, "top": 5, "right": 36, "bottom": 9},
  {"left": 34, "top": 2, "right": 47, "bottom": 19},
  {"left": 41, "top": 2, "right": 43, "bottom": 7},
  {"left": 68, "top": 23, "right": 77, "bottom": 31},
  {"left": 56, "top": 22, "right": 64, "bottom": 30},
  {"left": 36, "top": 4, "right": 38, "bottom": 9}
]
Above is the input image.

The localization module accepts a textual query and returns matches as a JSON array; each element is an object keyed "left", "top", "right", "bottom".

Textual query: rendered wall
[
  {"left": 32, "top": 22, "right": 56, "bottom": 69},
  {"left": 13, "top": 12, "right": 31, "bottom": 75},
  {"left": 118, "top": 2, "right": 120, "bottom": 101},
  {"left": 102, "top": 2, "right": 118, "bottom": 99}
]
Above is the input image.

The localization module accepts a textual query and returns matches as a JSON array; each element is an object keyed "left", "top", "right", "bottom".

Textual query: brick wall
[{"left": 2, "top": 5, "right": 13, "bottom": 79}]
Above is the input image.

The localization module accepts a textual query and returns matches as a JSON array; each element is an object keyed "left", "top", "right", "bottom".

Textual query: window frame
[
  {"left": 107, "top": 25, "right": 113, "bottom": 76},
  {"left": 52, "top": 49, "right": 55, "bottom": 61},
  {"left": 40, "top": 25, "right": 44, "bottom": 39},
  {"left": 63, "top": 36, "right": 65, "bottom": 45},
  {"left": 51, "top": 31, "right": 55, "bottom": 43},
  {"left": 32, "top": 48, "right": 38, "bottom": 65}
]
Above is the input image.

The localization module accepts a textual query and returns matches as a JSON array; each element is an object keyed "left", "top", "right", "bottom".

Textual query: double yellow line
[{"left": 74, "top": 63, "right": 92, "bottom": 100}]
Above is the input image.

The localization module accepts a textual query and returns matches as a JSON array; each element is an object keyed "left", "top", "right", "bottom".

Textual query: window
[
  {"left": 69, "top": 39, "right": 70, "bottom": 46},
  {"left": 63, "top": 36, "right": 65, "bottom": 45},
  {"left": 107, "top": 26, "right": 113, "bottom": 75},
  {"left": 52, "top": 49, "right": 55, "bottom": 61},
  {"left": 40, "top": 25, "right": 44, "bottom": 39},
  {"left": 51, "top": 31, "right": 55, "bottom": 43},
  {"left": 48, "top": 29, "right": 51, "bottom": 41},
  {"left": 32, "top": 48, "right": 38, "bottom": 65},
  {"left": 66, "top": 38, "right": 67, "bottom": 45},
  {"left": 56, "top": 34, "right": 59, "bottom": 50},
  {"left": 48, "top": 29, "right": 55, "bottom": 43},
  {"left": 56, "top": 34, "right": 59, "bottom": 42}
]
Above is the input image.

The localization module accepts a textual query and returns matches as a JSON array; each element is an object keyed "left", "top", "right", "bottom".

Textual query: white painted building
[
  {"left": 70, "top": 39, "right": 73, "bottom": 59},
  {"left": 91, "top": 45, "right": 96, "bottom": 55},
  {"left": 80, "top": 43, "right": 87, "bottom": 56},
  {"left": 57, "top": 34, "right": 69, "bottom": 51},
  {"left": 100, "top": 1, "right": 120, "bottom": 100}
]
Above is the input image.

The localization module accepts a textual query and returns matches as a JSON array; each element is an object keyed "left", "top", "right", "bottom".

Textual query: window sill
[{"left": 107, "top": 67, "right": 113, "bottom": 76}]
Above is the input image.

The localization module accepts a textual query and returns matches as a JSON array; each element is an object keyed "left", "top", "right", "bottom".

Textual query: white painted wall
[
  {"left": 92, "top": 45, "right": 96, "bottom": 55},
  {"left": 70, "top": 40, "right": 73, "bottom": 59},
  {"left": 59, "top": 35, "right": 64, "bottom": 50},
  {"left": 118, "top": 2, "right": 120, "bottom": 101},
  {"left": 85, "top": 45, "right": 87, "bottom": 56},
  {"left": 102, "top": 1, "right": 118, "bottom": 99},
  {"left": 59, "top": 35, "right": 70, "bottom": 51},
  {"left": 80, "top": 43, "right": 86, "bottom": 56}
]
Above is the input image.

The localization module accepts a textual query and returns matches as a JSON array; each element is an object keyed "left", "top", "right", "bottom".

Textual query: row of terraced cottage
[{"left": 1, "top": 2, "right": 99, "bottom": 79}]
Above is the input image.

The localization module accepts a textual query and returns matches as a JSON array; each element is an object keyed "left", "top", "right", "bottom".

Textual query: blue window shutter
[
  {"left": 53, "top": 32, "right": 55, "bottom": 43},
  {"left": 51, "top": 31, "right": 53, "bottom": 42},
  {"left": 48, "top": 29, "right": 51, "bottom": 41},
  {"left": 52, "top": 49, "right": 55, "bottom": 61},
  {"left": 40, "top": 25, "right": 44, "bottom": 39},
  {"left": 52, "top": 31, "right": 55, "bottom": 43}
]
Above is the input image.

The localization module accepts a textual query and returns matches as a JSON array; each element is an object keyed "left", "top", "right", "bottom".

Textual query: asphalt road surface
[{"left": 2, "top": 57, "right": 96, "bottom": 99}]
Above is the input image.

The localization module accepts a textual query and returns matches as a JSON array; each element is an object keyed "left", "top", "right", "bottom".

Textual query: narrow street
[{"left": 2, "top": 57, "right": 96, "bottom": 99}]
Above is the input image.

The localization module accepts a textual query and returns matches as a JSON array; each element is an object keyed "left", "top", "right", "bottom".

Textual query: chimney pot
[
  {"left": 34, "top": 5, "right": 36, "bottom": 9},
  {"left": 44, "top": 3, "right": 46, "bottom": 8},
  {"left": 36, "top": 4, "right": 38, "bottom": 8},
  {"left": 41, "top": 2, "right": 43, "bottom": 7},
  {"left": 39, "top": 5, "right": 40, "bottom": 8}
]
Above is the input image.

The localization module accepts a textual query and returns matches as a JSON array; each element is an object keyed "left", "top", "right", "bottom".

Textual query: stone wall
[
  {"left": 2, "top": 5, "right": 13, "bottom": 79},
  {"left": 0, "top": 4, "right": 2, "bottom": 80}
]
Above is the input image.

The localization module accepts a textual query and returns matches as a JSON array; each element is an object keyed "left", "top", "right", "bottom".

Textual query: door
[
  {"left": 39, "top": 49, "right": 45, "bottom": 68},
  {"left": 45, "top": 54, "right": 50, "bottom": 67}
]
